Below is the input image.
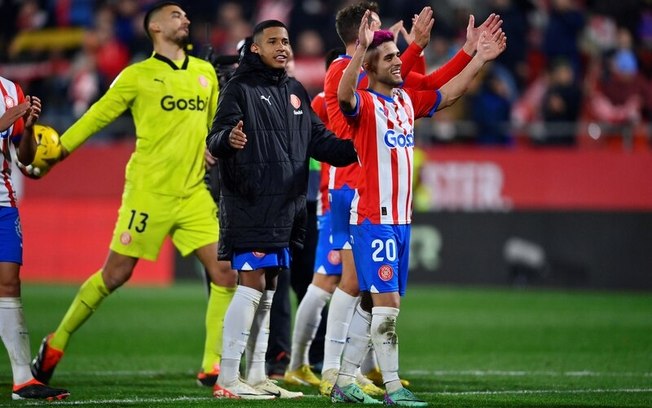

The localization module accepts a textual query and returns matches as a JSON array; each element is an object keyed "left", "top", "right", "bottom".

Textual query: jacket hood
[{"left": 234, "top": 41, "right": 288, "bottom": 85}]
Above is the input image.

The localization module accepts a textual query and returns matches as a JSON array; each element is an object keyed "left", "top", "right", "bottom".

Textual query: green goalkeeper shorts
[{"left": 110, "top": 186, "right": 218, "bottom": 260}]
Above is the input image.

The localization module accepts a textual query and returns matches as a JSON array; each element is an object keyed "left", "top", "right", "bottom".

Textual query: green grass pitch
[{"left": 0, "top": 283, "right": 650, "bottom": 407}]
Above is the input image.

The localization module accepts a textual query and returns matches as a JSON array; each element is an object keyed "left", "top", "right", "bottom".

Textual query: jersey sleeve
[
  {"left": 399, "top": 42, "right": 424, "bottom": 78},
  {"left": 60, "top": 66, "right": 137, "bottom": 153},
  {"left": 403, "top": 49, "right": 472, "bottom": 90},
  {"left": 9, "top": 83, "right": 26, "bottom": 143},
  {"left": 404, "top": 88, "right": 442, "bottom": 118},
  {"left": 310, "top": 92, "right": 328, "bottom": 125}
]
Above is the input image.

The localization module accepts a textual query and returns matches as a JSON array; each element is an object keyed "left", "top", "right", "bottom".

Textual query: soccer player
[
  {"left": 30, "top": 1, "right": 238, "bottom": 387},
  {"left": 0, "top": 76, "right": 70, "bottom": 400},
  {"left": 284, "top": 48, "right": 344, "bottom": 387},
  {"left": 319, "top": 1, "right": 503, "bottom": 396},
  {"left": 331, "top": 14, "right": 506, "bottom": 405},
  {"left": 207, "top": 20, "right": 358, "bottom": 399}
]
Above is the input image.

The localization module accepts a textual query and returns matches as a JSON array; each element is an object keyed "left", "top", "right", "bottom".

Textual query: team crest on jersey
[
  {"left": 327, "top": 250, "right": 341, "bottom": 266},
  {"left": 198, "top": 75, "right": 208, "bottom": 88},
  {"left": 120, "top": 232, "right": 132, "bottom": 245},
  {"left": 4, "top": 95, "right": 15, "bottom": 108},
  {"left": 290, "top": 94, "right": 301, "bottom": 109},
  {"left": 378, "top": 264, "right": 394, "bottom": 281},
  {"left": 252, "top": 251, "right": 266, "bottom": 258}
]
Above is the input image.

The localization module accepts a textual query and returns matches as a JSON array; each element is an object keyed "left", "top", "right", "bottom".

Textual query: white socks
[
  {"left": 336, "top": 304, "right": 372, "bottom": 386},
  {"left": 0, "top": 298, "right": 33, "bottom": 385},
  {"left": 322, "top": 288, "right": 359, "bottom": 373},
  {"left": 361, "top": 347, "right": 378, "bottom": 374},
  {"left": 245, "top": 289, "right": 274, "bottom": 385},
  {"left": 289, "top": 284, "right": 331, "bottom": 371},
  {"left": 371, "top": 306, "right": 401, "bottom": 392},
  {"left": 218, "top": 285, "right": 262, "bottom": 385}
]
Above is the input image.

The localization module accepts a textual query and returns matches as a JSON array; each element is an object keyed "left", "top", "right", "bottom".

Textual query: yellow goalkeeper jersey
[{"left": 61, "top": 53, "right": 218, "bottom": 196}]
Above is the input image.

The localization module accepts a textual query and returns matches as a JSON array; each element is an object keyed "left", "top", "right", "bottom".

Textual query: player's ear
[
  {"left": 250, "top": 42, "right": 259, "bottom": 54},
  {"left": 148, "top": 20, "right": 162, "bottom": 36}
]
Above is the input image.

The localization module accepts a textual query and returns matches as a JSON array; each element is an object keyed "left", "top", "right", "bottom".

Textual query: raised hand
[
  {"left": 229, "top": 120, "right": 247, "bottom": 149},
  {"left": 410, "top": 6, "right": 435, "bottom": 49},
  {"left": 476, "top": 30, "right": 507, "bottom": 63},
  {"left": 23, "top": 95, "right": 41, "bottom": 128},
  {"left": 463, "top": 13, "right": 503, "bottom": 55},
  {"left": 357, "top": 9, "right": 375, "bottom": 50}
]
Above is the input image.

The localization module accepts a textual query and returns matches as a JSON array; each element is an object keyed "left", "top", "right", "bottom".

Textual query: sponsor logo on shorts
[
  {"left": 252, "top": 251, "right": 266, "bottom": 258},
  {"left": 378, "top": 264, "right": 394, "bottom": 281},
  {"left": 327, "top": 250, "right": 341, "bottom": 265},
  {"left": 120, "top": 232, "right": 132, "bottom": 245}
]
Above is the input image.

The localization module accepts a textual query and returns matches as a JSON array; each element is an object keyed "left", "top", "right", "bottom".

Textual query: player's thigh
[
  {"left": 171, "top": 187, "right": 219, "bottom": 256},
  {"left": 110, "top": 189, "right": 174, "bottom": 261},
  {"left": 329, "top": 188, "right": 355, "bottom": 250},
  {"left": 351, "top": 222, "right": 405, "bottom": 294}
]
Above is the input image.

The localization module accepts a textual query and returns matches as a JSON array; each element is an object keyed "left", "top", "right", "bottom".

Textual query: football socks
[{"left": 51, "top": 270, "right": 110, "bottom": 351}]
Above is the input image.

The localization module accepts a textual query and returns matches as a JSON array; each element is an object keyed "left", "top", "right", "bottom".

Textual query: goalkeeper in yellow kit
[{"left": 30, "top": 1, "right": 237, "bottom": 387}]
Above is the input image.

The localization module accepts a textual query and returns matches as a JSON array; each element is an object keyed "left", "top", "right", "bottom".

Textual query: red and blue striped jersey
[{"left": 346, "top": 88, "right": 440, "bottom": 225}]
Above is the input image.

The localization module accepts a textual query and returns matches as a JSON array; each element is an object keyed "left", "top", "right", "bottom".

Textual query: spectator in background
[
  {"left": 492, "top": 0, "right": 533, "bottom": 89},
  {"left": 50, "top": 0, "right": 96, "bottom": 28},
  {"left": 588, "top": 28, "right": 652, "bottom": 126},
  {"left": 16, "top": 0, "right": 48, "bottom": 32},
  {"left": 292, "top": 29, "right": 326, "bottom": 97},
  {"left": 209, "top": 2, "right": 253, "bottom": 55},
  {"left": 288, "top": 0, "right": 338, "bottom": 49},
  {"left": 543, "top": 0, "right": 585, "bottom": 78},
  {"left": 539, "top": 58, "right": 582, "bottom": 146},
  {"left": 113, "top": 0, "right": 139, "bottom": 45},
  {"left": 89, "top": 5, "right": 130, "bottom": 87},
  {"left": 471, "top": 69, "right": 514, "bottom": 146}
]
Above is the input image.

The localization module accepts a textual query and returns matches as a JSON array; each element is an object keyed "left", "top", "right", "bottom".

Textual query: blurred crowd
[{"left": 1, "top": 0, "right": 651, "bottom": 149}]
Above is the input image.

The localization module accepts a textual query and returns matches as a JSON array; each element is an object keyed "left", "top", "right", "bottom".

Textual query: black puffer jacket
[{"left": 207, "top": 48, "right": 357, "bottom": 260}]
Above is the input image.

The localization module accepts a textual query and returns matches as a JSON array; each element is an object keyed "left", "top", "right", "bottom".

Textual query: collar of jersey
[
  {"left": 367, "top": 88, "right": 394, "bottom": 102},
  {"left": 153, "top": 53, "right": 189, "bottom": 70}
]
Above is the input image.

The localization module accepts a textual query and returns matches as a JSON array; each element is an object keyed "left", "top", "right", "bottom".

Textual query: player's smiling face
[
  {"left": 159, "top": 5, "right": 190, "bottom": 45},
  {"left": 374, "top": 41, "right": 402, "bottom": 86},
  {"left": 252, "top": 27, "right": 291, "bottom": 70}
]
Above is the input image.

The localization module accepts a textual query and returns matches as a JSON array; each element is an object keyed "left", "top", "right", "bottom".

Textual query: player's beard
[{"left": 175, "top": 32, "right": 190, "bottom": 48}]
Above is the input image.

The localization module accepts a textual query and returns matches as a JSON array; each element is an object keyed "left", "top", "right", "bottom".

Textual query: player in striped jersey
[
  {"left": 321, "top": 1, "right": 503, "bottom": 397},
  {"left": 330, "top": 14, "right": 506, "bottom": 406},
  {"left": 0, "top": 76, "right": 70, "bottom": 400}
]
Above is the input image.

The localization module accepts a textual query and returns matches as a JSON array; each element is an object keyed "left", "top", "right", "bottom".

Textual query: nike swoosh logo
[
  {"left": 350, "top": 394, "right": 365, "bottom": 403},
  {"left": 264, "top": 390, "right": 281, "bottom": 397}
]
